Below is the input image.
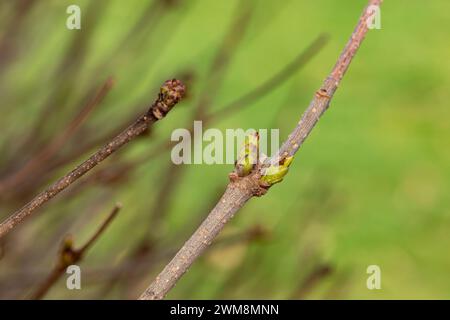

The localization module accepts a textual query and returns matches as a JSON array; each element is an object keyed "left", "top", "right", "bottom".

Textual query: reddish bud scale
[{"left": 150, "top": 79, "right": 186, "bottom": 120}]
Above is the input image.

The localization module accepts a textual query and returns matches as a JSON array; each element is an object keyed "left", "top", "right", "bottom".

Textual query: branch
[
  {"left": 139, "top": 0, "right": 382, "bottom": 300},
  {"left": 30, "top": 202, "right": 121, "bottom": 300},
  {"left": 0, "top": 79, "right": 185, "bottom": 239}
]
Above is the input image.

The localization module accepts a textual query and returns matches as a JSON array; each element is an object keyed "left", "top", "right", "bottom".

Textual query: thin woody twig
[
  {"left": 0, "top": 79, "right": 185, "bottom": 239},
  {"left": 30, "top": 203, "right": 122, "bottom": 300},
  {"left": 139, "top": 0, "right": 382, "bottom": 300}
]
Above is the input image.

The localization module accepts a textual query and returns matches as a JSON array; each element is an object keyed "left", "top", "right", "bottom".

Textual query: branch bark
[
  {"left": 139, "top": 0, "right": 382, "bottom": 300},
  {"left": 0, "top": 79, "right": 185, "bottom": 240}
]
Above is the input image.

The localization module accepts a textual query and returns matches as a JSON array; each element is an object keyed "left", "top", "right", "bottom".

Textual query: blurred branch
[
  {"left": 0, "top": 77, "right": 115, "bottom": 194},
  {"left": 194, "top": 0, "right": 253, "bottom": 119},
  {"left": 0, "top": 0, "right": 37, "bottom": 70},
  {"left": 292, "top": 264, "right": 333, "bottom": 299},
  {"left": 30, "top": 203, "right": 121, "bottom": 299},
  {"left": 213, "top": 224, "right": 270, "bottom": 249},
  {"left": 0, "top": 79, "right": 185, "bottom": 239},
  {"left": 139, "top": 0, "right": 382, "bottom": 300},
  {"left": 206, "top": 33, "right": 329, "bottom": 122},
  {"left": 7, "top": 1, "right": 105, "bottom": 162}
]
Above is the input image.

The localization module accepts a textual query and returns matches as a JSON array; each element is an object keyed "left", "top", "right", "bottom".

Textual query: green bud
[
  {"left": 235, "top": 132, "right": 259, "bottom": 177},
  {"left": 259, "top": 156, "right": 293, "bottom": 187}
]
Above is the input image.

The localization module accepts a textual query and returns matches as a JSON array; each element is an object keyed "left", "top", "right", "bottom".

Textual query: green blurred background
[{"left": 0, "top": 0, "right": 449, "bottom": 299}]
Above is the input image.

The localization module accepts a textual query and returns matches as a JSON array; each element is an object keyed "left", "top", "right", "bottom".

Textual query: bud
[
  {"left": 259, "top": 156, "right": 294, "bottom": 187},
  {"left": 234, "top": 132, "right": 259, "bottom": 177},
  {"left": 150, "top": 79, "right": 186, "bottom": 120}
]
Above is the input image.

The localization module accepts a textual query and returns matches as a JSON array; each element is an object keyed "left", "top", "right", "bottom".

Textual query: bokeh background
[{"left": 0, "top": 0, "right": 449, "bottom": 299}]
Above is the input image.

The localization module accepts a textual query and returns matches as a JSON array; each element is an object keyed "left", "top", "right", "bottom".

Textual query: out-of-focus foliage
[{"left": 0, "top": 0, "right": 449, "bottom": 299}]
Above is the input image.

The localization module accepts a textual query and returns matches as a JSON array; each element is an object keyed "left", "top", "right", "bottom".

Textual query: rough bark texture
[
  {"left": 0, "top": 79, "right": 185, "bottom": 239},
  {"left": 139, "top": 0, "right": 383, "bottom": 300}
]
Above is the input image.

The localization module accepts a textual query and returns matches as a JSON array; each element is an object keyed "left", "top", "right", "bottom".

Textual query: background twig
[
  {"left": 30, "top": 202, "right": 121, "bottom": 300},
  {"left": 0, "top": 79, "right": 185, "bottom": 239}
]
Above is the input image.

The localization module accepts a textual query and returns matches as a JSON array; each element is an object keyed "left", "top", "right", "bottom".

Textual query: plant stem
[{"left": 0, "top": 79, "right": 185, "bottom": 240}]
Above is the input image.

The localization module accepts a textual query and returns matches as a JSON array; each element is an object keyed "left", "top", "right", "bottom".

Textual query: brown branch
[
  {"left": 139, "top": 0, "right": 382, "bottom": 300},
  {"left": 0, "top": 79, "right": 185, "bottom": 239},
  {"left": 30, "top": 203, "right": 121, "bottom": 300}
]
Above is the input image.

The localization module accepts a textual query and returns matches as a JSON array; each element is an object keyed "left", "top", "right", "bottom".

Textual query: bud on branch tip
[{"left": 150, "top": 79, "right": 186, "bottom": 120}]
